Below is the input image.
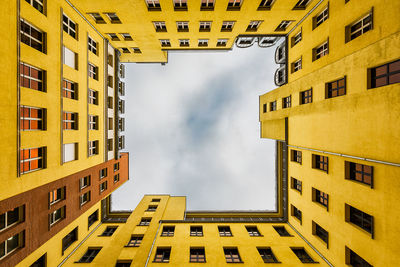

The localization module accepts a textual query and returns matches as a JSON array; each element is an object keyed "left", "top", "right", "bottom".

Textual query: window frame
[
  {"left": 20, "top": 62, "right": 45, "bottom": 91},
  {"left": 77, "top": 248, "right": 101, "bottom": 263},
  {"left": 221, "top": 21, "right": 235, "bottom": 32},
  {"left": 126, "top": 235, "right": 143, "bottom": 247},
  {"left": 346, "top": 10, "right": 373, "bottom": 42},
  {"left": 20, "top": 19, "right": 45, "bottom": 53},
  {"left": 190, "top": 226, "right": 203, "bottom": 236},
  {"left": 190, "top": 247, "right": 206, "bottom": 263},
  {"left": 290, "top": 247, "right": 316, "bottom": 263},
  {"left": 20, "top": 147, "right": 45, "bottom": 174},
  {"left": 257, "top": 247, "right": 279, "bottom": 263},
  {"left": 246, "top": 20, "right": 262, "bottom": 32},
  {"left": 161, "top": 226, "right": 175, "bottom": 237},
  {"left": 49, "top": 206, "right": 65, "bottom": 226},
  {"left": 368, "top": 59, "right": 400, "bottom": 89},
  {"left": 313, "top": 6, "right": 329, "bottom": 29},
  {"left": 25, "top": 0, "right": 45, "bottom": 14},
  {"left": 88, "top": 36, "right": 97, "bottom": 54},
  {"left": 223, "top": 247, "right": 242, "bottom": 263},
  {"left": 291, "top": 177, "right": 302, "bottom": 194},
  {"left": 257, "top": 0, "right": 276, "bottom": 11},
  {"left": 345, "top": 161, "right": 373, "bottom": 187},
  {"left": 300, "top": 88, "right": 312, "bottom": 104},
  {"left": 312, "top": 154, "right": 329, "bottom": 173},
  {"left": 153, "top": 247, "right": 171, "bottom": 263},
  {"left": 218, "top": 226, "right": 232, "bottom": 237},
  {"left": 62, "top": 14, "right": 78, "bottom": 39},
  {"left": 153, "top": 21, "right": 167, "bottom": 32},
  {"left": 313, "top": 40, "right": 329, "bottom": 61},
  {"left": 20, "top": 106, "right": 45, "bottom": 130}
]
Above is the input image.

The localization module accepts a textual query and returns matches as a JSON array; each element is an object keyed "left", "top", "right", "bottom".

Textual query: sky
[{"left": 112, "top": 41, "right": 281, "bottom": 211}]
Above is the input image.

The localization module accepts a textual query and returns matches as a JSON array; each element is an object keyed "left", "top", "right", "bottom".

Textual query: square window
[
  {"left": 127, "top": 235, "right": 143, "bottom": 247},
  {"left": 190, "top": 226, "right": 203, "bottom": 236},
  {"left": 269, "top": 101, "right": 277, "bottom": 111},
  {"left": 221, "top": 21, "right": 235, "bottom": 32},
  {"left": 101, "top": 226, "right": 117, "bottom": 236},
  {"left": 345, "top": 161, "right": 373, "bottom": 186},
  {"left": 88, "top": 13, "right": 106, "bottom": 24},
  {"left": 291, "top": 150, "right": 302, "bottom": 164},
  {"left": 282, "top": 95, "right": 291, "bottom": 108},
  {"left": 257, "top": 247, "right": 279, "bottom": 263},
  {"left": 218, "top": 226, "right": 232, "bottom": 237},
  {"left": 174, "top": 0, "right": 187, "bottom": 11},
  {"left": 105, "top": 13, "right": 121, "bottom": 24},
  {"left": 25, "top": 0, "right": 44, "bottom": 13},
  {"left": 153, "top": 247, "right": 171, "bottom": 262},
  {"left": 201, "top": 0, "right": 215, "bottom": 10},
  {"left": 245, "top": 226, "right": 261, "bottom": 236},
  {"left": 313, "top": 6, "right": 329, "bottom": 29},
  {"left": 291, "top": 248, "right": 316, "bottom": 263},
  {"left": 63, "top": 14, "right": 77, "bottom": 39},
  {"left": 49, "top": 206, "right": 65, "bottom": 226},
  {"left": 312, "top": 154, "right": 328, "bottom": 172},
  {"left": 190, "top": 247, "right": 206, "bottom": 263},
  {"left": 300, "top": 88, "right": 312, "bottom": 104},
  {"left": 313, "top": 188, "right": 329, "bottom": 209},
  {"left": 153, "top": 21, "right": 167, "bottom": 32},
  {"left": 20, "top": 62, "right": 45, "bottom": 91},
  {"left": 161, "top": 226, "right": 175, "bottom": 237},
  {"left": 346, "top": 247, "right": 373, "bottom": 266},
  {"left": 20, "top": 19, "right": 45, "bottom": 53},
  {"left": 224, "top": 247, "right": 242, "bottom": 263},
  {"left": 246, "top": 21, "right": 262, "bottom": 32},
  {"left": 139, "top": 218, "right": 151, "bottom": 226},
  {"left": 78, "top": 248, "right": 101, "bottom": 263}
]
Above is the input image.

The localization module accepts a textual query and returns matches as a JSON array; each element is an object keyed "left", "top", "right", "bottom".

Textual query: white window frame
[
  {"left": 88, "top": 89, "right": 97, "bottom": 105},
  {"left": 20, "top": 62, "right": 44, "bottom": 90},
  {"left": 315, "top": 7, "right": 329, "bottom": 27},
  {"left": 201, "top": 0, "right": 214, "bottom": 8},
  {"left": 63, "top": 79, "right": 76, "bottom": 99},
  {"left": 25, "top": 0, "right": 44, "bottom": 13},
  {"left": 294, "top": 0, "right": 311, "bottom": 9},
  {"left": 100, "top": 181, "right": 107, "bottom": 192},
  {"left": 179, "top": 39, "right": 189, "bottom": 46},
  {"left": 259, "top": 0, "right": 275, "bottom": 8},
  {"left": 20, "top": 19, "right": 44, "bottom": 52},
  {"left": 198, "top": 39, "right": 209, "bottom": 46},
  {"left": 80, "top": 176, "right": 90, "bottom": 190},
  {"left": 176, "top": 21, "right": 189, "bottom": 30},
  {"left": 80, "top": 191, "right": 91, "bottom": 206},
  {"left": 221, "top": 21, "right": 235, "bottom": 30},
  {"left": 293, "top": 30, "right": 302, "bottom": 45},
  {"left": 105, "top": 13, "right": 121, "bottom": 23},
  {"left": 217, "top": 39, "right": 228, "bottom": 46},
  {"left": 228, "top": 0, "right": 242, "bottom": 7},
  {"left": 349, "top": 12, "right": 373, "bottom": 40},
  {"left": 199, "top": 21, "right": 212, "bottom": 30},
  {"left": 153, "top": 21, "right": 166, "bottom": 31},
  {"left": 50, "top": 207, "right": 64, "bottom": 226},
  {"left": 315, "top": 41, "right": 328, "bottom": 60},
  {"left": 88, "top": 63, "right": 97, "bottom": 80},
  {"left": 88, "top": 115, "right": 98, "bottom": 130},
  {"left": 173, "top": 0, "right": 187, "bottom": 7},
  {"left": 247, "top": 20, "right": 262, "bottom": 30},
  {"left": 63, "top": 112, "right": 77, "bottom": 130},
  {"left": 88, "top": 141, "right": 98, "bottom": 156},
  {"left": 0, "top": 233, "right": 21, "bottom": 259},
  {"left": 146, "top": 0, "right": 160, "bottom": 8},
  {"left": 277, "top": 20, "right": 292, "bottom": 31},
  {"left": 160, "top": 39, "right": 171, "bottom": 46},
  {"left": 0, "top": 208, "right": 22, "bottom": 231},
  {"left": 88, "top": 36, "right": 97, "bottom": 54},
  {"left": 63, "top": 14, "right": 77, "bottom": 39},
  {"left": 293, "top": 58, "right": 302, "bottom": 72},
  {"left": 120, "top": 33, "right": 132, "bottom": 40},
  {"left": 20, "top": 147, "right": 44, "bottom": 174}
]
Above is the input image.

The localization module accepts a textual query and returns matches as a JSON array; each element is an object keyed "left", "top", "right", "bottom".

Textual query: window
[
  {"left": 118, "top": 136, "right": 125, "bottom": 150},
  {"left": 217, "top": 39, "right": 228, "bottom": 47},
  {"left": 262, "top": 103, "right": 267, "bottom": 113},
  {"left": 198, "top": 39, "right": 208, "bottom": 47},
  {"left": 127, "top": 235, "right": 143, "bottom": 247},
  {"left": 49, "top": 187, "right": 65, "bottom": 206},
  {"left": 100, "top": 181, "right": 107, "bottom": 193},
  {"left": 326, "top": 77, "right": 346, "bottom": 98},
  {"left": 114, "top": 162, "right": 120, "bottom": 172},
  {"left": 105, "top": 13, "right": 121, "bottom": 24},
  {"left": 190, "top": 247, "right": 206, "bottom": 263},
  {"left": 269, "top": 101, "right": 276, "bottom": 111},
  {"left": 346, "top": 11, "right": 373, "bottom": 42},
  {"left": 63, "top": 14, "right": 77, "bottom": 39},
  {"left": 224, "top": 248, "right": 242, "bottom": 263},
  {"left": 118, "top": 117, "right": 125, "bottom": 131},
  {"left": 275, "top": 20, "right": 293, "bottom": 31},
  {"left": 369, "top": 59, "right": 400, "bottom": 88},
  {"left": 88, "top": 63, "right": 98, "bottom": 80},
  {"left": 291, "top": 205, "right": 302, "bottom": 223},
  {"left": 78, "top": 248, "right": 101, "bottom": 263},
  {"left": 312, "top": 154, "right": 328, "bottom": 172},
  {"left": 291, "top": 248, "right": 316, "bottom": 263},
  {"left": 153, "top": 21, "right": 167, "bottom": 32},
  {"left": 346, "top": 204, "right": 373, "bottom": 234},
  {"left": 107, "top": 96, "right": 114, "bottom": 109},
  {"left": 293, "top": 0, "right": 311, "bottom": 10},
  {"left": 108, "top": 54, "right": 114, "bottom": 66},
  {"left": 88, "top": 210, "right": 98, "bottom": 228},
  {"left": 49, "top": 206, "right": 65, "bottom": 226},
  {"left": 88, "top": 36, "right": 97, "bottom": 54},
  {"left": 115, "top": 260, "right": 132, "bottom": 267},
  {"left": 101, "top": 226, "right": 117, "bottom": 236},
  {"left": 20, "top": 147, "right": 45, "bottom": 174},
  {"left": 179, "top": 39, "right": 189, "bottom": 47},
  {"left": 177, "top": 21, "right": 189, "bottom": 32},
  {"left": 120, "top": 33, "right": 133, "bottom": 41},
  {"left": 258, "top": 0, "right": 275, "bottom": 10},
  {"left": 30, "top": 253, "right": 46, "bottom": 266},
  {"left": 25, "top": 0, "right": 44, "bottom": 13},
  {"left": 88, "top": 115, "right": 98, "bottom": 130},
  {"left": 221, "top": 21, "right": 235, "bottom": 32},
  {"left": 257, "top": 247, "right": 279, "bottom": 263},
  {"left": 246, "top": 226, "right": 261, "bottom": 236},
  {"left": 160, "top": 39, "right": 171, "bottom": 47},
  {"left": 153, "top": 247, "right": 171, "bottom": 263},
  {"left": 313, "top": 6, "right": 329, "bottom": 29},
  {"left": 147, "top": 205, "right": 157, "bottom": 211},
  {"left": 312, "top": 221, "right": 329, "bottom": 246},
  {"left": 88, "top": 89, "right": 98, "bottom": 105},
  {"left": 88, "top": 13, "right": 106, "bottom": 23},
  {"left": 0, "top": 206, "right": 24, "bottom": 231},
  {"left": 152, "top": 198, "right": 161, "bottom": 202},
  {"left": 0, "top": 232, "right": 24, "bottom": 259},
  {"left": 292, "top": 30, "right": 302, "bottom": 46},
  {"left": 63, "top": 143, "right": 77, "bottom": 163},
  {"left": 246, "top": 21, "right": 262, "bottom": 32},
  {"left": 190, "top": 226, "right": 203, "bottom": 236},
  {"left": 80, "top": 175, "right": 91, "bottom": 190},
  {"left": 107, "top": 33, "right": 119, "bottom": 41},
  {"left": 63, "top": 79, "right": 77, "bottom": 100},
  {"left": 300, "top": 88, "right": 312, "bottom": 104},
  {"left": 282, "top": 96, "right": 291, "bottom": 108},
  {"left": 199, "top": 21, "right": 212, "bottom": 32},
  {"left": 107, "top": 139, "right": 113, "bottom": 151},
  {"left": 146, "top": 0, "right": 161, "bottom": 11},
  {"left": 20, "top": 62, "right": 45, "bottom": 91},
  {"left": 114, "top": 174, "right": 120, "bottom": 183},
  {"left": 346, "top": 247, "right": 372, "bottom": 267},
  {"left": 292, "top": 58, "right": 302, "bottom": 73},
  {"left": 291, "top": 150, "right": 302, "bottom": 164},
  {"left": 80, "top": 191, "right": 91, "bottom": 206},
  {"left": 291, "top": 177, "right": 302, "bottom": 193},
  {"left": 63, "top": 112, "right": 78, "bottom": 130},
  {"left": 273, "top": 226, "right": 291, "bottom": 236},
  {"left": 88, "top": 140, "right": 99, "bottom": 156},
  {"left": 227, "top": 0, "right": 242, "bottom": 10},
  {"left": 108, "top": 118, "right": 114, "bottom": 131},
  {"left": 20, "top": 106, "right": 45, "bottom": 130},
  {"left": 218, "top": 226, "right": 232, "bottom": 236},
  {"left": 62, "top": 227, "right": 77, "bottom": 254},
  {"left": 161, "top": 226, "right": 175, "bottom": 236},
  {"left": 345, "top": 161, "right": 373, "bottom": 186},
  {"left": 139, "top": 218, "right": 151, "bottom": 226},
  {"left": 313, "top": 188, "right": 329, "bottom": 209},
  {"left": 174, "top": 0, "right": 187, "bottom": 10},
  {"left": 201, "top": 0, "right": 215, "bottom": 10},
  {"left": 313, "top": 41, "right": 328, "bottom": 61},
  {"left": 132, "top": 47, "right": 141, "bottom": 53},
  {"left": 20, "top": 19, "right": 45, "bottom": 52}
]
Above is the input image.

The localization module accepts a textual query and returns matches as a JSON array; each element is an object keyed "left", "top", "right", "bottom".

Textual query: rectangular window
[
  {"left": 275, "top": 20, "right": 292, "bottom": 31},
  {"left": 174, "top": 0, "right": 187, "bottom": 10},
  {"left": 273, "top": 226, "right": 291, "bottom": 236},
  {"left": 153, "top": 21, "right": 167, "bottom": 32},
  {"left": 105, "top": 13, "right": 121, "bottom": 24},
  {"left": 121, "top": 47, "right": 130, "bottom": 53},
  {"left": 313, "top": 6, "right": 329, "bottom": 29},
  {"left": 88, "top": 115, "right": 98, "bottom": 130},
  {"left": 345, "top": 161, "right": 373, "bottom": 186},
  {"left": 227, "top": 0, "right": 242, "bottom": 11},
  {"left": 257, "top": 247, "right": 279, "bottom": 263},
  {"left": 292, "top": 58, "right": 302, "bottom": 73},
  {"left": 369, "top": 59, "right": 400, "bottom": 88},
  {"left": 20, "top": 62, "right": 45, "bottom": 91},
  {"left": 262, "top": 103, "right": 267, "bottom": 113},
  {"left": 31, "top": 254, "right": 46, "bottom": 266},
  {"left": 0, "top": 206, "right": 24, "bottom": 231},
  {"left": 88, "top": 63, "right": 98, "bottom": 80},
  {"left": 80, "top": 175, "right": 91, "bottom": 190},
  {"left": 221, "top": 21, "right": 235, "bottom": 32},
  {"left": 146, "top": 205, "right": 157, "bottom": 212},
  {"left": 313, "top": 188, "right": 329, "bottom": 209},
  {"left": 346, "top": 247, "right": 372, "bottom": 267},
  {"left": 88, "top": 36, "right": 97, "bottom": 54},
  {"left": 218, "top": 226, "right": 232, "bottom": 237},
  {"left": 201, "top": 0, "right": 215, "bottom": 10},
  {"left": 88, "top": 141, "right": 99, "bottom": 156},
  {"left": 20, "top": 106, "right": 45, "bottom": 130},
  {"left": 300, "top": 88, "right": 312, "bottom": 104},
  {"left": 160, "top": 39, "right": 171, "bottom": 47},
  {"left": 88, "top": 89, "right": 98, "bottom": 105},
  {"left": 114, "top": 174, "right": 120, "bottom": 183},
  {"left": 161, "top": 226, "right": 175, "bottom": 237},
  {"left": 190, "top": 247, "right": 206, "bottom": 263},
  {"left": 291, "top": 30, "right": 302, "bottom": 46},
  {"left": 346, "top": 204, "right": 373, "bottom": 234},
  {"left": 199, "top": 21, "right": 212, "bottom": 32},
  {"left": 63, "top": 79, "right": 77, "bottom": 99},
  {"left": 139, "top": 218, "right": 151, "bottom": 226},
  {"left": 282, "top": 95, "right": 291, "bottom": 108},
  {"left": 100, "top": 181, "right": 107, "bottom": 193},
  {"left": 107, "top": 33, "right": 119, "bottom": 41},
  {"left": 132, "top": 47, "right": 141, "bottom": 53},
  {"left": 80, "top": 191, "right": 91, "bottom": 206},
  {"left": 224, "top": 247, "right": 242, "bottom": 263},
  {"left": 25, "top": 0, "right": 44, "bottom": 13},
  {"left": 114, "top": 162, "right": 120, "bottom": 172},
  {"left": 346, "top": 11, "right": 373, "bottom": 42},
  {"left": 0, "top": 232, "right": 24, "bottom": 259},
  {"left": 120, "top": 33, "right": 133, "bottom": 41},
  {"left": 62, "top": 227, "right": 78, "bottom": 254},
  {"left": 190, "top": 226, "right": 203, "bottom": 236},
  {"left": 118, "top": 136, "right": 125, "bottom": 150},
  {"left": 293, "top": 0, "right": 311, "bottom": 10},
  {"left": 63, "top": 112, "right": 78, "bottom": 130},
  {"left": 269, "top": 101, "right": 276, "bottom": 111},
  {"left": 291, "top": 205, "right": 302, "bottom": 223},
  {"left": 312, "top": 221, "right": 329, "bottom": 246},
  {"left": 49, "top": 187, "right": 65, "bottom": 206},
  {"left": 246, "top": 21, "right": 262, "bottom": 32},
  {"left": 20, "top": 147, "right": 45, "bottom": 174},
  {"left": 312, "top": 154, "right": 328, "bottom": 172},
  {"left": 63, "top": 46, "right": 77, "bottom": 69},
  {"left": 88, "top": 13, "right": 106, "bottom": 24},
  {"left": 217, "top": 39, "right": 228, "bottom": 47},
  {"left": 88, "top": 210, "right": 98, "bottom": 228},
  {"left": 78, "top": 248, "right": 101, "bottom": 263},
  {"left": 108, "top": 118, "right": 114, "bottom": 131},
  {"left": 107, "top": 139, "right": 113, "bottom": 151},
  {"left": 246, "top": 226, "right": 261, "bottom": 236},
  {"left": 177, "top": 21, "right": 189, "bottom": 32},
  {"left": 107, "top": 96, "right": 113, "bottom": 109},
  {"left": 198, "top": 39, "right": 209, "bottom": 47},
  {"left": 152, "top": 198, "right": 161, "bottom": 202},
  {"left": 326, "top": 77, "right": 346, "bottom": 98},
  {"left": 100, "top": 168, "right": 107, "bottom": 179},
  {"left": 101, "top": 226, "right": 117, "bottom": 236},
  {"left": 291, "top": 177, "right": 302, "bottom": 193},
  {"left": 20, "top": 19, "right": 45, "bottom": 52},
  {"left": 179, "top": 39, "right": 189, "bottom": 47},
  {"left": 63, "top": 143, "right": 77, "bottom": 163},
  {"left": 153, "top": 247, "right": 171, "bottom": 263},
  {"left": 49, "top": 206, "right": 65, "bottom": 226},
  {"left": 313, "top": 41, "right": 329, "bottom": 61},
  {"left": 63, "top": 14, "right": 77, "bottom": 39},
  {"left": 290, "top": 150, "right": 302, "bottom": 164},
  {"left": 146, "top": 0, "right": 161, "bottom": 11},
  {"left": 127, "top": 235, "right": 143, "bottom": 247},
  {"left": 258, "top": 0, "right": 275, "bottom": 10},
  {"left": 291, "top": 248, "right": 315, "bottom": 263}
]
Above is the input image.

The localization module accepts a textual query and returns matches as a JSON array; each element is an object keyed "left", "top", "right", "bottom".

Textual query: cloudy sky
[{"left": 112, "top": 42, "right": 281, "bottom": 211}]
